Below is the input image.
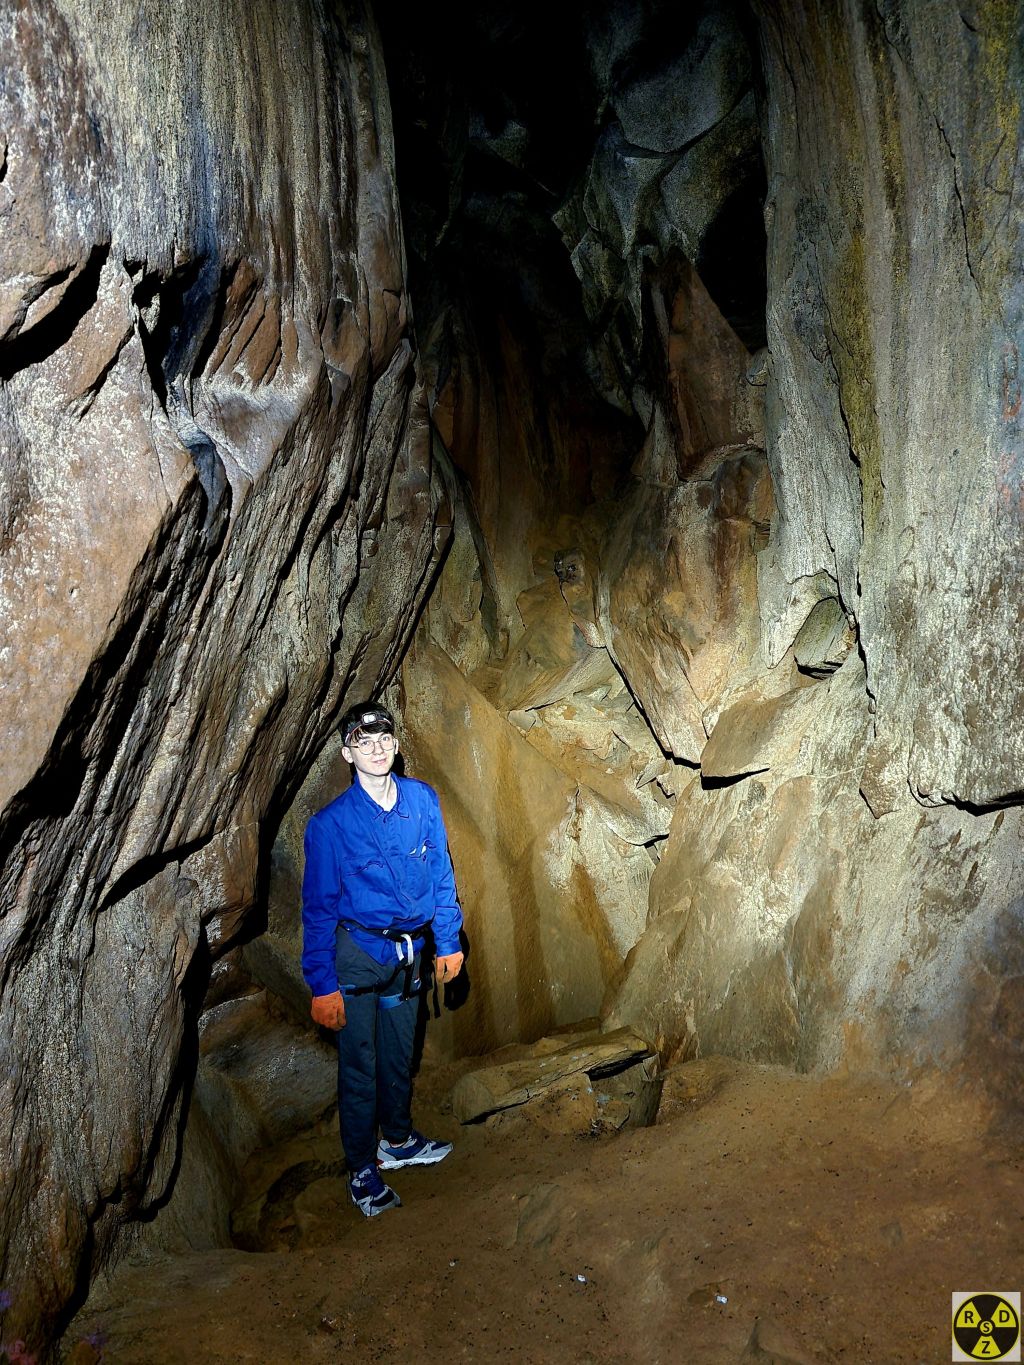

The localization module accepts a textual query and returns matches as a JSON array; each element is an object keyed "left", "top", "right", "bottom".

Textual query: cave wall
[
  {"left": 5, "top": 0, "right": 1024, "bottom": 1350},
  {"left": 378, "top": 0, "right": 1024, "bottom": 1103},
  {"left": 755, "top": 0, "right": 1024, "bottom": 809},
  {"left": 360, "top": 0, "right": 770, "bottom": 1062},
  {"left": 0, "top": 0, "right": 447, "bottom": 1349},
  {"left": 608, "top": 0, "right": 1024, "bottom": 1090}
]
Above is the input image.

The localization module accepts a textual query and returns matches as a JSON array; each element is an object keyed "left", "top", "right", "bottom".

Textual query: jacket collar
[{"left": 351, "top": 772, "right": 408, "bottom": 820}]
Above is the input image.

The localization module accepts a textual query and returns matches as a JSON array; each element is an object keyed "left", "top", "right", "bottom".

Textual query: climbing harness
[
  {"left": 338, "top": 960, "right": 422, "bottom": 1010},
  {"left": 339, "top": 921, "right": 431, "bottom": 1010}
]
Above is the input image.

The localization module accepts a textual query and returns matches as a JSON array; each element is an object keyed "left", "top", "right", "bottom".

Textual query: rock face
[
  {"left": 0, "top": 1, "right": 446, "bottom": 1350},
  {"left": 400, "top": 643, "right": 669, "bottom": 1054},
  {"left": 606, "top": 0, "right": 1024, "bottom": 1090},
  {"left": 606, "top": 657, "right": 1024, "bottom": 1079},
  {"left": 755, "top": 0, "right": 1024, "bottom": 808},
  {"left": 379, "top": 0, "right": 1024, "bottom": 1120},
  {"left": 556, "top": 0, "right": 765, "bottom": 385}
]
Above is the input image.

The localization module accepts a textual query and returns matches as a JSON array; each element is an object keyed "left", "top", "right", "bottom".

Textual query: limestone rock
[
  {"left": 611, "top": 3, "right": 752, "bottom": 155},
  {"left": 518, "top": 685, "right": 672, "bottom": 843},
  {"left": 400, "top": 644, "right": 648, "bottom": 1054},
  {"left": 427, "top": 302, "right": 636, "bottom": 647},
  {"left": 501, "top": 679, "right": 674, "bottom": 959},
  {"left": 606, "top": 656, "right": 1024, "bottom": 1079},
  {"left": 658, "top": 92, "right": 763, "bottom": 263},
  {"left": 229, "top": 1121, "right": 345, "bottom": 1253},
  {"left": 0, "top": 1, "right": 446, "bottom": 1349},
  {"left": 451, "top": 1025, "right": 655, "bottom": 1123},
  {"left": 555, "top": 6, "right": 764, "bottom": 406},
  {"left": 653, "top": 257, "right": 764, "bottom": 469},
  {"left": 599, "top": 443, "right": 774, "bottom": 761},
  {"left": 420, "top": 433, "right": 503, "bottom": 676},
  {"left": 859, "top": 736, "right": 909, "bottom": 820},
  {"left": 496, "top": 579, "right": 618, "bottom": 712},
  {"left": 700, "top": 663, "right": 858, "bottom": 782},
  {"left": 792, "top": 598, "right": 854, "bottom": 678},
  {"left": 756, "top": 0, "right": 1024, "bottom": 807}
]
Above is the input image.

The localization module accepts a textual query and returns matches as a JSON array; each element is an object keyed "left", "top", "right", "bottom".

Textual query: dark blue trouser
[{"left": 335, "top": 929, "right": 419, "bottom": 1173}]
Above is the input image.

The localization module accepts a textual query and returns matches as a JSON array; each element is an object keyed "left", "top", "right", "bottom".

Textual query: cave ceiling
[{"left": 378, "top": 0, "right": 768, "bottom": 419}]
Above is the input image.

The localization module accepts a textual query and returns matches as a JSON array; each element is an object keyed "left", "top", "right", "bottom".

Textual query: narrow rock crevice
[{"left": 0, "top": 245, "right": 109, "bottom": 379}]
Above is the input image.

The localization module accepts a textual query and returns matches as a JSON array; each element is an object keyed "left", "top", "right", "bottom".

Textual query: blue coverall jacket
[{"left": 301, "top": 775, "right": 463, "bottom": 998}]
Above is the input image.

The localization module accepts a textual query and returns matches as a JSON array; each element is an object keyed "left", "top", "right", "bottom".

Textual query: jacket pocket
[
  {"left": 408, "top": 838, "right": 435, "bottom": 864},
  {"left": 352, "top": 858, "right": 384, "bottom": 874}
]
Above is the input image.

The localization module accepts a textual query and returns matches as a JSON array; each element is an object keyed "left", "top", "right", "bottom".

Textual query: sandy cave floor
[{"left": 67, "top": 1056, "right": 1024, "bottom": 1365}]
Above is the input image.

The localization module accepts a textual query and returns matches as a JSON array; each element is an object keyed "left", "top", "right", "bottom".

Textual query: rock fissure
[
  {"left": 936, "top": 118, "right": 983, "bottom": 298},
  {"left": 0, "top": 245, "right": 110, "bottom": 381}
]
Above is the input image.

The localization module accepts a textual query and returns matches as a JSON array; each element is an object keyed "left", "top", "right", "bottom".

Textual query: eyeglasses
[{"left": 351, "top": 733, "right": 397, "bottom": 755}]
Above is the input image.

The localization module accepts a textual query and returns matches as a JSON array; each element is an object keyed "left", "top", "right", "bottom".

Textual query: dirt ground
[{"left": 66, "top": 1055, "right": 1024, "bottom": 1364}]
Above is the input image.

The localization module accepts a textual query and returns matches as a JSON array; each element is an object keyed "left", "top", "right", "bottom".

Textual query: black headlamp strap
[{"left": 344, "top": 708, "right": 394, "bottom": 745}]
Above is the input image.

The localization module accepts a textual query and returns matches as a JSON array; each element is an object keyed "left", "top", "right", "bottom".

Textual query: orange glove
[
  {"left": 311, "top": 990, "right": 346, "bottom": 1030},
  {"left": 435, "top": 952, "right": 464, "bottom": 985}
]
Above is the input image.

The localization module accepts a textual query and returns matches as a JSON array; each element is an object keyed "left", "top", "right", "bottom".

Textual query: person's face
[{"left": 343, "top": 728, "right": 398, "bottom": 780}]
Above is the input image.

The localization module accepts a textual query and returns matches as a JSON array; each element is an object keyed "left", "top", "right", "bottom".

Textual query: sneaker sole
[{"left": 377, "top": 1147, "right": 452, "bottom": 1170}]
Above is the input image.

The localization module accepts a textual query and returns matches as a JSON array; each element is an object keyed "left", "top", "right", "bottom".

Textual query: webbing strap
[
  {"left": 339, "top": 966, "right": 421, "bottom": 1010},
  {"left": 379, "top": 978, "right": 421, "bottom": 1010}
]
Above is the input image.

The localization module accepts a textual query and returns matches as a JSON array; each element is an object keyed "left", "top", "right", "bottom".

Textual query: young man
[{"left": 301, "top": 702, "right": 465, "bottom": 1217}]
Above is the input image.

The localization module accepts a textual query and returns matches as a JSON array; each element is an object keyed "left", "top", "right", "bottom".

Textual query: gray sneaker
[
  {"left": 376, "top": 1129, "right": 453, "bottom": 1169},
  {"left": 348, "top": 1163, "right": 402, "bottom": 1217}
]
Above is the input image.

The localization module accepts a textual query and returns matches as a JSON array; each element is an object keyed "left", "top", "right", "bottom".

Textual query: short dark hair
[{"left": 340, "top": 701, "right": 395, "bottom": 747}]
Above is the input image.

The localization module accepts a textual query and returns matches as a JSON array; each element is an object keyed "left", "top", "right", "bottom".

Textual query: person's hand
[
  {"left": 435, "top": 952, "right": 464, "bottom": 984},
  {"left": 311, "top": 991, "right": 346, "bottom": 1030}
]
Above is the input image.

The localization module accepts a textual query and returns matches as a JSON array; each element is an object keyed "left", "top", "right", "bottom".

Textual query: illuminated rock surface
[
  {"left": 1, "top": 1, "right": 1023, "bottom": 1356},
  {"left": 0, "top": 0, "right": 444, "bottom": 1347}
]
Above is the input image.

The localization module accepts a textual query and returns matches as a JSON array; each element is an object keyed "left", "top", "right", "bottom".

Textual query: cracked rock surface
[
  {"left": 380, "top": 0, "right": 1024, "bottom": 1113},
  {"left": 755, "top": 0, "right": 1024, "bottom": 807},
  {"left": 5, "top": 3, "right": 1024, "bottom": 1355},
  {"left": 0, "top": 0, "right": 446, "bottom": 1349}
]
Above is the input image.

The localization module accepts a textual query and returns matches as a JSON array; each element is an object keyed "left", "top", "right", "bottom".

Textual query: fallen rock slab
[{"left": 452, "top": 1026, "right": 657, "bottom": 1124}]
